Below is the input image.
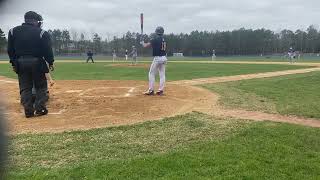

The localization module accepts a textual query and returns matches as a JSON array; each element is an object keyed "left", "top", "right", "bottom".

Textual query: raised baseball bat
[{"left": 140, "top": 13, "right": 144, "bottom": 41}]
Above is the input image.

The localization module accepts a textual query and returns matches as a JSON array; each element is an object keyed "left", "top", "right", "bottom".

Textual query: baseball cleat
[
  {"left": 35, "top": 108, "right": 48, "bottom": 117},
  {"left": 143, "top": 90, "right": 154, "bottom": 96},
  {"left": 156, "top": 90, "right": 164, "bottom": 96},
  {"left": 25, "top": 112, "right": 34, "bottom": 118}
]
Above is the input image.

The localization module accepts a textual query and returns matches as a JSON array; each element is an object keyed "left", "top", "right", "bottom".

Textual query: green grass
[
  {"left": 0, "top": 62, "right": 311, "bottom": 80},
  {"left": 1, "top": 55, "right": 320, "bottom": 62},
  {"left": 2, "top": 59, "right": 320, "bottom": 179},
  {"left": 6, "top": 113, "right": 320, "bottom": 179},
  {"left": 203, "top": 71, "right": 320, "bottom": 119}
]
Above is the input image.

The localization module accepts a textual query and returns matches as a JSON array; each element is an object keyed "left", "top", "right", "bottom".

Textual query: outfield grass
[
  {"left": 0, "top": 62, "right": 311, "bottom": 80},
  {"left": 6, "top": 113, "right": 320, "bottom": 179},
  {"left": 203, "top": 71, "right": 320, "bottom": 119},
  {"left": 1, "top": 55, "right": 320, "bottom": 62}
]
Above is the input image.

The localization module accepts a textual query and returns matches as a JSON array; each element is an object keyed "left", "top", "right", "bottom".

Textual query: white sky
[{"left": 0, "top": 0, "right": 320, "bottom": 39}]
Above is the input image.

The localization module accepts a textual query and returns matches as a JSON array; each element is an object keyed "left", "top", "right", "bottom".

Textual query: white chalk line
[
  {"left": 49, "top": 109, "right": 66, "bottom": 115},
  {"left": 4, "top": 86, "right": 138, "bottom": 116},
  {"left": 4, "top": 108, "right": 66, "bottom": 116},
  {"left": 66, "top": 90, "right": 83, "bottom": 93},
  {"left": 125, "top": 87, "right": 136, "bottom": 97},
  {"left": 77, "top": 86, "right": 137, "bottom": 98}
]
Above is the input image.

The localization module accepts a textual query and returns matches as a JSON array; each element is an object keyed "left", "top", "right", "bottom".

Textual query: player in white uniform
[
  {"left": 288, "top": 47, "right": 296, "bottom": 63},
  {"left": 112, "top": 50, "right": 116, "bottom": 62},
  {"left": 141, "top": 26, "right": 167, "bottom": 96},
  {"left": 125, "top": 49, "right": 128, "bottom": 61},
  {"left": 130, "top": 46, "right": 138, "bottom": 65},
  {"left": 212, "top": 49, "right": 216, "bottom": 60}
]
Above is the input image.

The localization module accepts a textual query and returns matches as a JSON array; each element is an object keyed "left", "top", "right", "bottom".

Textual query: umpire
[{"left": 7, "top": 11, "right": 54, "bottom": 118}]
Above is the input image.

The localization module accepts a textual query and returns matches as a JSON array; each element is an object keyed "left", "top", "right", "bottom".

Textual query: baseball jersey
[
  {"left": 289, "top": 48, "right": 294, "bottom": 53},
  {"left": 131, "top": 48, "right": 137, "bottom": 57},
  {"left": 151, "top": 35, "right": 166, "bottom": 56}
]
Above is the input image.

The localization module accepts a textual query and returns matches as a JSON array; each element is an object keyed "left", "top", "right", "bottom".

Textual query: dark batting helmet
[{"left": 155, "top": 26, "right": 164, "bottom": 35}]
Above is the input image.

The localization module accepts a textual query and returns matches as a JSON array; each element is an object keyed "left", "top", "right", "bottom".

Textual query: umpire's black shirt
[{"left": 7, "top": 23, "right": 54, "bottom": 67}]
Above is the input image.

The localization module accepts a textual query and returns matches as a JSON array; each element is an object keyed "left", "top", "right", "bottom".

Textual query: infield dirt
[{"left": 1, "top": 66, "right": 320, "bottom": 134}]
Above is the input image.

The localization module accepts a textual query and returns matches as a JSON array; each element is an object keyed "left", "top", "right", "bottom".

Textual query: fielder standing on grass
[
  {"left": 112, "top": 49, "right": 116, "bottom": 62},
  {"left": 125, "top": 49, "right": 128, "bottom": 61},
  {"left": 130, "top": 46, "right": 138, "bottom": 65},
  {"left": 212, "top": 49, "right": 216, "bottom": 60},
  {"left": 288, "top": 47, "right": 296, "bottom": 63},
  {"left": 7, "top": 11, "right": 54, "bottom": 118},
  {"left": 141, "top": 26, "right": 167, "bottom": 96},
  {"left": 86, "top": 50, "right": 94, "bottom": 63}
]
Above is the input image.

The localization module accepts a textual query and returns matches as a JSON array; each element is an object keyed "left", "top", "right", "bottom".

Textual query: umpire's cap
[
  {"left": 155, "top": 26, "right": 164, "bottom": 35},
  {"left": 24, "top": 11, "right": 43, "bottom": 21}
]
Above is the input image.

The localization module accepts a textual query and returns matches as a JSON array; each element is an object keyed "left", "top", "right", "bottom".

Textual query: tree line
[{"left": 1, "top": 25, "right": 320, "bottom": 56}]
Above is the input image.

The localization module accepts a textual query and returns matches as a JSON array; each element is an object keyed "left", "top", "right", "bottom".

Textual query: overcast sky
[{"left": 0, "top": 0, "right": 320, "bottom": 39}]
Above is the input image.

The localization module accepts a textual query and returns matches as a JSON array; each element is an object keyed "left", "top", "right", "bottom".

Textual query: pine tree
[{"left": 0, "top": 28, "right": 6, "bottom": 53}]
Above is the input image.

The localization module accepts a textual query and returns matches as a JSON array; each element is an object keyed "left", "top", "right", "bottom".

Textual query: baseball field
[{"left": 0, "top": 58, "right": 320, "bottom": 179}]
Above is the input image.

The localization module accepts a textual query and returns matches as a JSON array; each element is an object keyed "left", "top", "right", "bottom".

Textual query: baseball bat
[{"left": 140, "top": 13, "right": 144, "bottom": 41}]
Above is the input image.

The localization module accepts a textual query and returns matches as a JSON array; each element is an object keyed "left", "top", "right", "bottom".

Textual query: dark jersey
[
  {"left": 87, "top": 52, "right": 93, "bottom": 57},
  {"left": 7, "top": 23, "right": 54, "bottom": 66},
  {"left": 151, "top": 35, "right": 166, "bottom": 56}
]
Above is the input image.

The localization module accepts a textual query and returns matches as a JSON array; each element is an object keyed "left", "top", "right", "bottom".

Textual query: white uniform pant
[{"left": 148, "top": 56, "right": 167, "bottom": 91}]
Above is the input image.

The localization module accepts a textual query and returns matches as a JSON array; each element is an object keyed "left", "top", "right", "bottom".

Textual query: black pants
[
  {"left": 17, "top": 57, "right": 48, "bottom": 115},
  {"left": 86, "top": 57, "right": 94, "bottom": 63}
]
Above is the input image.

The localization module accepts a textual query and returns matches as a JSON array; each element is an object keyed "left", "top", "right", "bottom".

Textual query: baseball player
[
  {"left": 212, "top": 49, "right": 216, "bottom": 60},
  {"left": 141, "top": 26, "right": 167, "bottom": 96},
  {"left": 86, "top": 50, "right": 94, "bottom": 63},
  {"left": 112, "top": 49, "right": 116, "bottom": 62},
  {"left": 130, "top": 46, "right": 138, "bottom": 65},
  {"left": 288, "top": 47, "right": 296, "bottom": 63},
  {"left": 125, "top": 49, "right": 128, "bottom": 61}
]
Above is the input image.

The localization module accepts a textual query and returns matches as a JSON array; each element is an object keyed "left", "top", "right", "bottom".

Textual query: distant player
[
  {"left": 125, "top": 49, "right": 128, "bottom": 61},
  {"left": 141, "top": 26, "right": 167, "bottom": 96},
  {"left": 130, "top": 46, "right": 138, "bottom": 65},
  {"left": 112, "top": 49, "right": 116, "bottom": 62},
  {"left": 288, "top": 47, "right": 296, "bottom": 63},
  {"left": 86, "top": 50, "right": 94, "bottom": 63},
  {"left": 212, "top": 49, "right": 216, "bottom": 60}
]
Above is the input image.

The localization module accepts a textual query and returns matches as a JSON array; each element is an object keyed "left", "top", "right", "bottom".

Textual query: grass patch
[
  {"left": 6, "top": 113, "right": 320, "bottom": 179},
  {"left": 7, "top": 112, "right": 247, "bottom": 178},
  {"left": 204, "top": 71, "right": 320, "bottom": 119},
  {"left": 0, "top": 62, "right": 311, "bottom": 80}
]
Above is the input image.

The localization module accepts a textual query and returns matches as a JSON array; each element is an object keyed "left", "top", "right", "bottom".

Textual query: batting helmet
[{"left": 155, "top": 26, "right": 164, "bottom": 35}]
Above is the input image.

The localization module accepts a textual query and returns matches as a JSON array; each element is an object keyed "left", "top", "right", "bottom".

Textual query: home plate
[
  {"left": 66, "top": 90, "right": 83, "bottom": 93},
  {"left": 49, "top": 109, "right": 66, "bottom": 115}
]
